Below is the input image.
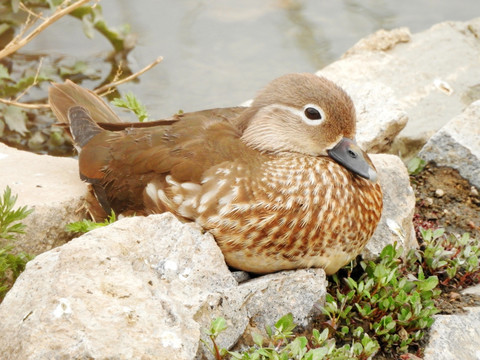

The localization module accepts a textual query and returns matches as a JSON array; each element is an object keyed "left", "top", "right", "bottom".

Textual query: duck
[{"left": 49, "top": 73, "right": 383, "bottom": 274}]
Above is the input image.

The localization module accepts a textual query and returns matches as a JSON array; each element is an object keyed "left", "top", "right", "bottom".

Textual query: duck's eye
[
  {"left": 301, "top": 105, "right": 326, "bottom": 126},
  {"left": 304, "top": 107, "right": 322, "bottom": 120}
]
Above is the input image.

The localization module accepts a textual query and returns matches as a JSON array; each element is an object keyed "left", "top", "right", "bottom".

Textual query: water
[{"left": 25, "top": 0, "right": 480, "bottom": 118}]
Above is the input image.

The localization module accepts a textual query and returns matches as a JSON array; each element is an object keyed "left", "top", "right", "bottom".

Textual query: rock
[
  {"left": 195, "top": 268, "right": 326, "bottom": 357},
  {"left": 363, "top": 154, "right": 417, "bottom": 259},
  {"left": 423, "top": 307, "right": 480, "bottom": 360},
  {"left": 0, "top": 143, "right": 88, "bottom": 255},
  {"left": 0, "top": 213, "right": 327, "bottom": 360},
  {"left": 418, "top": 100, "right": 480, "bottom": 189},
  {"left": 462, "top": 284, "right": 480, "bottom": 296},
  {"left": 317, "top": 18, "right": 480, "bottom": 159}
]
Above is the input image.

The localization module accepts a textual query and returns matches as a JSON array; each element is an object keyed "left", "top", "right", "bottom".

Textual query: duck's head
[{"left": 238, "top": 73, "right": 377, "bottom": 182}]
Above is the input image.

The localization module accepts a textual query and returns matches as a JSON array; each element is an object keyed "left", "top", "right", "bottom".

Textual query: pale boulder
[
  {"left": 419, "top": 100, "right": 480, "bottom": 189},
  {"left": 364, "top": 154, "right": 417, "bottom": 259},
  {"left": 0, "top": 213, "right": 327, "bottom": 360},
  {"left": 0, "top": 142, "right": 88, "bottom": 254},
  {"left": 318, "top": 18, "right": 480, "bottom": 159}
]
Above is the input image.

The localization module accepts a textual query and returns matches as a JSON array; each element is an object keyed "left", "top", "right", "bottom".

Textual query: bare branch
[
  {"left": 0, "top": 98, "right": 50, "bottom": 109},
  {"left": 95, "top": 56, "right": 164, "bottom": 95},
  {"left": 0, "top": 0, "right": 93, "bottom": 59},
  {"left": 15, "top": 58, "right": 45, "bottom": 101},
  {"left": 19, "top": 2, "right": 47, "bottom": 21}
]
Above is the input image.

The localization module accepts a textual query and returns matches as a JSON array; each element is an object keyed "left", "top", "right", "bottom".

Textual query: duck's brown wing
[
  {"left": 66, "top": 105, "right": 255, "bottom": 217},
  {"left": 49, "top": 80, "right": 253, "bottom": 217}
]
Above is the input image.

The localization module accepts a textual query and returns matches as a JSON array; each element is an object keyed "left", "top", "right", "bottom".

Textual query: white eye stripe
[{"left": 265, "top": 104, "right": 326, "bottom": 127}]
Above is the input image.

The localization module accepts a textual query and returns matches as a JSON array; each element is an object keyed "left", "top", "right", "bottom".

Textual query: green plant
[
  {"left": 111, "top": 92, "right": 150, "bottom": 122},
  {"left": 407, "top": 157, "right": 426, "bottom": 176},
  {"left": 0, "top": 186, "right": 34, "bottom": 241},
  {"left": 323, "top": 244, "right": 440, "bottom": 354},
  {"left": 66, "top": 210, "right": 117, "bottom": 233},
  {"left": 205, "top": 314, "right": 379, "bottom": 360},
  {"left": 0, "top": 244, "right": 32, "bottom": 300},
  {"left": 0, "top": 186, "right": 34, "bottom": 301},
  {"left": 409, "top": 228, "right": 480, "bottom": 287}
]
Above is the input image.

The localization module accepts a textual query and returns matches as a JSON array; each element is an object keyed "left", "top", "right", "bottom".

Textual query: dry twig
[
  {"left": 95, "top": 56, "right": 164, "bottom": 95},
  {"left": 0, "top": 98, "right": 50, "bottom": 109},
  {"left": 0, "top": 0, "right": 92, "bottom": 59}
]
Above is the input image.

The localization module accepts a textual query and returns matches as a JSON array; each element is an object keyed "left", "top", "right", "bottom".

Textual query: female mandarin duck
[{"left": 49, "top": 73, "right": 382, "bottom": 275}]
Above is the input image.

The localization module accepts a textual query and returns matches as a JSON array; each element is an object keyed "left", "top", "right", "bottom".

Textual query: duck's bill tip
[{"left": 327, "top": 137, "right": 378, "bottom": 182}]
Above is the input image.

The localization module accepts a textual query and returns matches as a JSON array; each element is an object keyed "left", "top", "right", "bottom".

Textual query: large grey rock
[
  {"left": 318, "top": 18, "right": 480, "bottom": 159},
  {"left": 0, "top": 142, "right": 88, "bottom": 254},
  {"left": 424, "top": 307, "right": 480, "bottom": 360},
  {"left": 363, "top": 154, "right": 417, "bottom": 259},
  {"left": 0, "top": 213, "right": 326, "bottom": 360},
  {"left": 418, "top": 100, "right": 480, "bottom": 189}
]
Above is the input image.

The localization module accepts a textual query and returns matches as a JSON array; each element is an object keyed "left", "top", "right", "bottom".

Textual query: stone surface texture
[
  {"left": 0, "top": 142, "right": 88, "bottom": 254},
  {"left": 423, "top": 307, "right": 480, "bottom": 360},
  {"left": 0, "top": 213, "right": 327, "bottom": 360},
  {"left": 363, "top": 154, "right": 417, "bottom": 259},
  {"left": 419, "top": 100, "right": 480, "bottom": 189},
  {"left": 318, "top": 18, "right": 480, "bottom": 159}
]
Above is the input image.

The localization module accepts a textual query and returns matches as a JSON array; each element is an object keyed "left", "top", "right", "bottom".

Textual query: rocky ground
[
  {"left": 412, "top": 164, "right": 480, "bottom": 241},
  {"left": 412, "top": 163, "right": 480, "bottom": 318}
]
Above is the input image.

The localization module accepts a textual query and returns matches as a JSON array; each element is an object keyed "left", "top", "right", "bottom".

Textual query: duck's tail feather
[{"left": 48, "top": 80, "right": 123, "bottom": 126}]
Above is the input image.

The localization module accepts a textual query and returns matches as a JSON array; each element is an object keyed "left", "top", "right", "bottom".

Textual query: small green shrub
[
  {"left": 66, "top": 211, "right": 117, "bottom": 233},
  {"left": 205, "top": 314, "right": 379, "bottom": 360},
  {"left": 408, "top": 228, "right": 480, "bottom": 288},
  {"left": 324, "top": 244, "right": 440, "bottom": 354},
  {"left": 407, "top": 157, "right": 426, "bottom": 176},
  {"left": 111, "top": 92, "right": 150, "bottom": 122},
  {"left": 0, "top": 186, "right": 33, "bottom": 241},
  {"left": 0, "top": 186, "right": 34, "bottom": 301}
]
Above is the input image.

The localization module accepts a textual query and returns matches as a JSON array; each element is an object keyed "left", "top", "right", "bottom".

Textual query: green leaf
[
  {"left": 289, "top": 336, "right": 308, "bottom": 355},
  {"left": 415, "top": 276, "right": 438, "bottom": 292},
  {"left": 111, "top": 92, "right": 149, "bottom": 122},
  {"left": 0, "top": 186, "right": 34, "bottom": 241},
  {"left": 275, "top": 313, "right": 295, "bottom": 334},
  {"left": 0, "top": 64, "right": 10, "bottom": 80},
  {"left": 209, "top": 317, "right": 227, "bottom": 336},
  {"left": 46, "top": 0, "right": 64, "bottom": 9},
  {"left": 305, "top": 347, "right": 328, "bottom": 360},
  {"left": 4, "top": 106, "right": 28, "bottom": 136},
  {"left": 252, "top": 332, "right": 264, "bottom": 347},
  {"left": 66, "top": 211, "right": 116, "bottom": 233},
  {"left": 432, "top": 228, "right": 445, "bottom": 239},
  {"left": 70, "top": 5, "right": 133, "bottom": 52},
  {"left": 407, "top": 157, "right": 426, "bottom": 175},
  {"left": 0, "top": 75, "right": 50, "bottom": 98},
  {"left": 420, "top": 228, "right": 432, "bottom": 242}
]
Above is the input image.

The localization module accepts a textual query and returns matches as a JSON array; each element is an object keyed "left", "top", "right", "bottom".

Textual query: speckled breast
[{"left": 196, "top": 155, "right": 383, "bottom": 274}]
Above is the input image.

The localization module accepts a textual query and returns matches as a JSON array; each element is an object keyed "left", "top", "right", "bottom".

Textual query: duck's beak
[{"left": 327, "top": 137, "right": 378, "bottom": 182}]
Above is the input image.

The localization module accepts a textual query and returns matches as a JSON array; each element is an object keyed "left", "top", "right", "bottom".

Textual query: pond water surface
[{"left": 24, "top": 0, "right": 480, "bottom": 118}]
